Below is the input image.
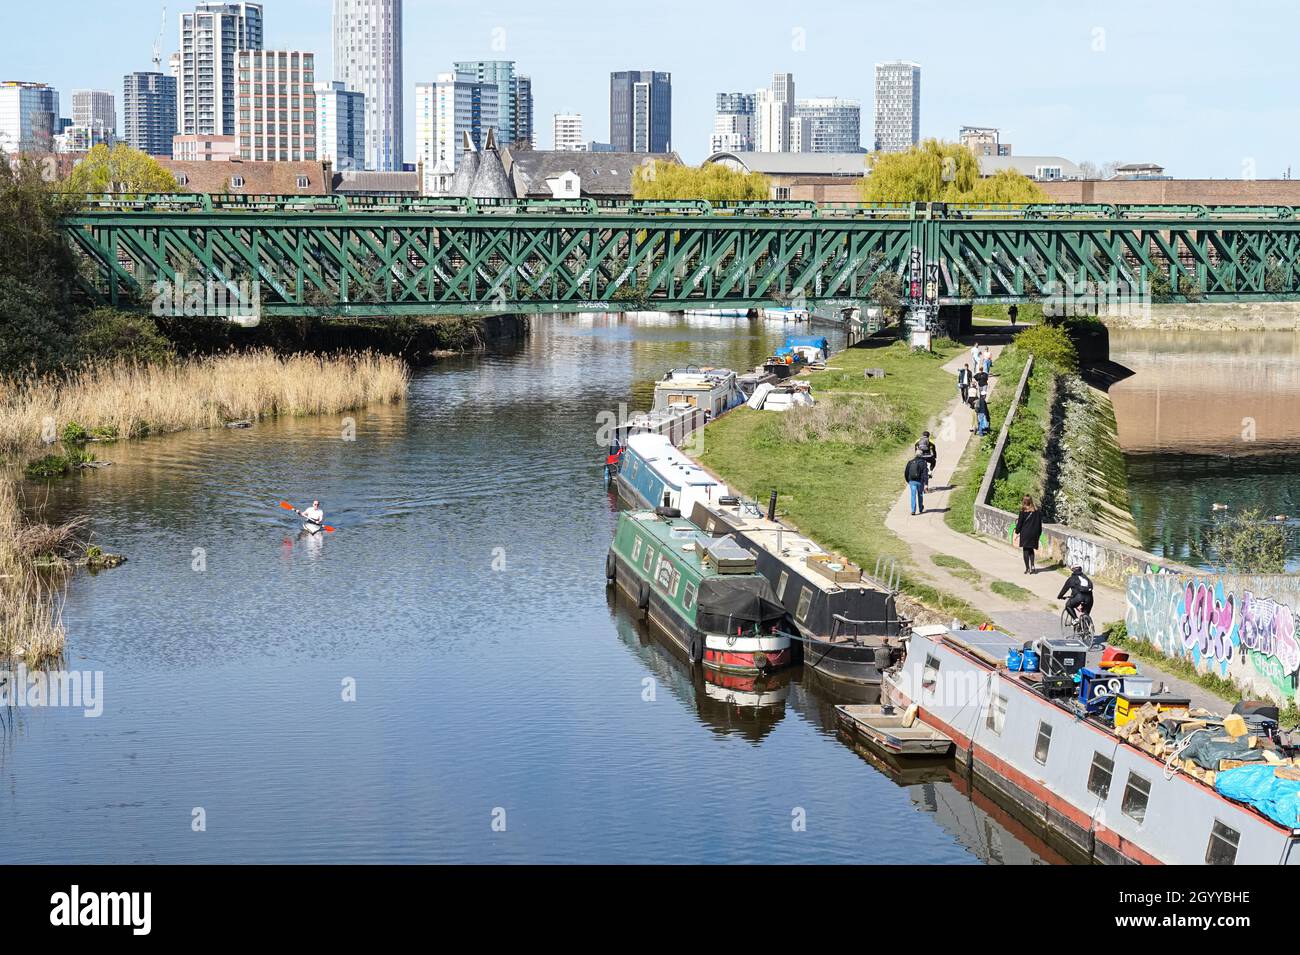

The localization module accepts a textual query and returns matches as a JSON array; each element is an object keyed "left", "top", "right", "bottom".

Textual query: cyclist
[{"left": 1058, "top": 565, "right": 1094, "bottom": 626}]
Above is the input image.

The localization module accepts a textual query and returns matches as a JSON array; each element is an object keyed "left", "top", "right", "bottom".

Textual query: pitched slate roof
[{"left": 503, "top": 149, "right": 683, "bottom": 198}]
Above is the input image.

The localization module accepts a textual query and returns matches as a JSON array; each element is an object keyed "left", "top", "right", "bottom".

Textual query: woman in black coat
[{"left": 1014, "top": 496, "right": 1043, "bottom": 573}]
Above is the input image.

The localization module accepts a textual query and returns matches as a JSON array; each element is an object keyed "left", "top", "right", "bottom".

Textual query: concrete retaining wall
[
  {"left": 1101, "top": 302, "right": 1300, "bottom": 331},
  {"left": 972, "top": 352, "right": 1196, "bottom": 586},
  {"left": 1126, "top": 573, "right": 1300, "bottom": 707}
]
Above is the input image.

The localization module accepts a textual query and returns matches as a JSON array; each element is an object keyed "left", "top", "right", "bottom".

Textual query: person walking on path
[
  {"left": 915, "top": 431, "right": 937, "bottom": 492},
  {"left": 975, "top": 394, "right": 991, "bottom": 435},
  {"left": 1013, "top": 495, "right": 1044, "bottom": 573},
  {"left": 1008, "top": 304, "right": 1019, "bottom": 328},
  {"left": 957, "top": 363, "right": 971, "bottom": 403},
  {"left": 904, "top": 452, "right": 930, "bottom": 515}
]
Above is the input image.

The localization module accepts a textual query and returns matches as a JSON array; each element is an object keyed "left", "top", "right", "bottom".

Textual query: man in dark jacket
[
  {"left": 957, "top": 364, "right": 971, "bottom": 403},
  {"left": 1059, "top": 566, "right": 1095, "bottom": 622},
  {"left": 904, "top": 453, "right": 929, "bottom": 515},
  {"left": 975, "top": 395, "right": 991, "bottom": 435}
]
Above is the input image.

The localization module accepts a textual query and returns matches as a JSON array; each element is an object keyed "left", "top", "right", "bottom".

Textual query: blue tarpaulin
[
  {"left": 1215, "top": 764, "right": 1300, "bottom": 828},
  {"left": 784, "top": 336, "right": 829, "bottom": 353}
]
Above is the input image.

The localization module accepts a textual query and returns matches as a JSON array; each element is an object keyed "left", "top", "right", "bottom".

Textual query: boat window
[
  {"left": 683, "top": 582, "right": 696, "bottom": 610},
  {"left": 631, "top": 537, "right": 643, "bottom": 563},
  {"left": 922, "top": 654, "right": 940, "bottom": 692},
  {"left": 1087, "top": 752, "right": 1115, "bottom": 800},
  {"left": 642, "top": 546, "right": 654, "bottom": 573},
  {"left": 985, "top": 693, "right": 1007, "bottom": 735},
  {"left": 1033, "top": 721, "right": 1052, "bottom": 765},
  {"left": 796, "top": 586, "right": 813, "bottom": 623},
  {"left": 1121, "top": 772, "right": 1151, "bottom": 824},
  {"left": 1205, "top": 821, "right": 1241, "bottom": 865},
  {"left": 776, "top": 570, "right": 790, "bottom": 600}
]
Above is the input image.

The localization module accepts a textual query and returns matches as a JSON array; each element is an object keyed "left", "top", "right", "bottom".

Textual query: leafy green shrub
[
  {"left": 25, "top": 454, "right": 70, "bottom": 479},
  {"left": 1006, "top": 324, "right": 1078, "bottom": 374},
  {"left": 61, "top": 421, "right": 88, "bottom": 444},
  {"left": 1207, "top": 508, "right": 1289, "bottom": 574},
  {"left": 88, "top": 425, "right": 119, "bottom": 442},
  {"left": 77, "top": 308, "right": 176, "bottom": 365}
]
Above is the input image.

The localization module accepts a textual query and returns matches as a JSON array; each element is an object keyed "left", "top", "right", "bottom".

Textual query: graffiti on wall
[
  {"left": 1063, "top": 535, "right": 1102, "bottom": 576},
  {"left": 1126, "top": 574, "right": 1300, "bottom": 705},
  {"left": 1181, "top": 580, "right": 1236, "bottom": 668}
]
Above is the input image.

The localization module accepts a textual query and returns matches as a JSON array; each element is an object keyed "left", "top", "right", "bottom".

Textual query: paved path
[{"left": 883, "top": 344, "right": 1126, "bottom": 641}]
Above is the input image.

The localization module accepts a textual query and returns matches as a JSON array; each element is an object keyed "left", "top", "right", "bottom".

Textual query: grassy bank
[
  {"left": 945, "top": 324, "right": 1074, "bottom": 535},
  {"left": 697, "top": 338, "right": 984, "bottom": 624},
  {"left": 0, "top": 349, "right": 408, "bottom": 461}
]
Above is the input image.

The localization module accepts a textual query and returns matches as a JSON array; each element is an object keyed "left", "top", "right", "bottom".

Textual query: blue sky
[{"left": 4, "top": 0, "right": 1297, "bottom": 175}]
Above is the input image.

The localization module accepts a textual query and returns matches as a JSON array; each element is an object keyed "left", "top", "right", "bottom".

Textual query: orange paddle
[{"left": 278, "top": 500, "right": 335, "bottom": 533}]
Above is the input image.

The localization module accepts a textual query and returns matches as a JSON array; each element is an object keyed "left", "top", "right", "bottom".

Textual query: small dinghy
[{"left": 835, "top": 703, "right": 953, "bottom": 757}]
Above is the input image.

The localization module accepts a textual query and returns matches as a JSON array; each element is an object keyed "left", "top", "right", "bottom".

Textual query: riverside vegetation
[
  {"left": 699, "top": 338, "right": 985, "bottom": 625},
  {"left": 0, "top": 148, "right": 415, "bottom": 666}
]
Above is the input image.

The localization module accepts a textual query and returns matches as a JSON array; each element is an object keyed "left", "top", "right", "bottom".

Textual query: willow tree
[
  {"left": 633, "top": 161, "right": 770, "bottom": 201},
  {"left": 859, "top": 140, "right": 1047, "bottom": 204},
  {"left": 63, "top": 144, "right": 178, "bottom": 195}
]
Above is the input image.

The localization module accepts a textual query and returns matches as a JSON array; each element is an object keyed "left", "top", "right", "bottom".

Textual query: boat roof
[
  {"left": 656, "top": 367, "right": 738, "bottom": 386},
  {"left": 625, "top": 432, "right": 727, "bottom": 489},
  {"left": 692, "top": 499, "right": 880, "bottom": 594},
  {"left": 621, "top": 511, "right": 756, "bottom": 580}
]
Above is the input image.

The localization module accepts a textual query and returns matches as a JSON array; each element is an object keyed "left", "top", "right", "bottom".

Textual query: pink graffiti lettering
[
  {"left": 1181, "top": 581, "right": 1235, "bottom": 664},
  {"left": 1238, "top": 592, "right": 1300, "bottom": 676}
]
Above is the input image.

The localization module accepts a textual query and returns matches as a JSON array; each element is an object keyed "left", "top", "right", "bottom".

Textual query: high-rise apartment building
[
  {"left": 874, "top": 60, "right": 920, "bottom": 153},
  {"left": 512, "top": 74, "right": 533, "bottom": 148},
  {"left": 609, "top": 70, "right": 671, "bottom": 153},
  {"left": 0, "top": 81, "right": 60, "bottom": 153},
  {"left": 755, "top": 72, "right": 795, "bottom": 152},
  {"left": 710, "top": 92, "right": 754, "bottom": 153},
  {"left": 553, "top": 113, "right": 584, "bottom": 151},
  {"left": 71, "top": 90, "right": 117, "bottom": 138},
  {"left": 316, "top": 81, "right": 366, "bottom": 170},
  {"left": 235, "top": 50, "right": 316, "bottom": 162},
  {"left": 123, "top": 72, "right": 177, "bottom": 156},
  {"left": 416, "top": 72, "right": 499, "bottom": 190},
  {"left": 333, "top": 0, "right": 403, "bottom": 170},
  {"left": 178, "top": 2, "right": 264, "bottom": 137},
  {"left": 794, "top": 98, "right": 861, "bottom": 153}
]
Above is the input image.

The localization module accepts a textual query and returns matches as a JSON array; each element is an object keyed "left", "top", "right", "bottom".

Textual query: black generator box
[{"left": 1038, "top": 638, "right": 1089, "bottom": 678}]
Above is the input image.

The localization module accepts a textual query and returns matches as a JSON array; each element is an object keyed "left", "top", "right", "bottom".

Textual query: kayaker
[{"left": 300, "top": 500, "right": 324, "bottom": 528}]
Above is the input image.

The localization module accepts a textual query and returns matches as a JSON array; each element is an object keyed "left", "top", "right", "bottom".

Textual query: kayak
[{"left": 303, "top": 521, "right": 324, "bottom": 534}]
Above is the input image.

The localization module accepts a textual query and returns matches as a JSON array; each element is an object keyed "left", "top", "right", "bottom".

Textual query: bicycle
[{"left": 1060, "top": 605, "right": 1097, "bottom": 648}]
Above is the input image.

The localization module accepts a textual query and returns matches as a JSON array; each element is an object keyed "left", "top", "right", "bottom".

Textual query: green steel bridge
[{"left": 59, "top": 195, "right": 1300, "bottom": 318}]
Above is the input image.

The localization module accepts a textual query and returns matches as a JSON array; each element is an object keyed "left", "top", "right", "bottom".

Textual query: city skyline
[{"left": 3, "top": 0, "right": 1299, "bottom": 175}]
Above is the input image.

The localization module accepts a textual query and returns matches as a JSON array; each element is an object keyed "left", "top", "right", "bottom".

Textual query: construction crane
[{"left": 152, "top": 4, "right": 167, "bottom": 71}]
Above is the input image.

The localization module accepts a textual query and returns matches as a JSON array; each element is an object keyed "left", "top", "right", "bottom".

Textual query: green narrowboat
[{"left": 605, "top": 510, "right": 792, "bottom": 674}]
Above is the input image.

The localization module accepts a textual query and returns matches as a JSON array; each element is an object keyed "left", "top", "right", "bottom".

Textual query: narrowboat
[
  {"left": 651, "top": 366, "right": 745, "bottom": 419},
  {"left": 690, "top": 498, "right": 906, "bottom": 689},
  {"left": 613, "top": 432, "right": 729, "bottom": 514},
  {"left": 606, "top": 509, "right": 793, "bottom": 674},
  {"left": 885, "top": 625, "right": 1300, "bottom": 865},
  {"left": 603, "top": 405, "right": 706, "bottom": 483}
]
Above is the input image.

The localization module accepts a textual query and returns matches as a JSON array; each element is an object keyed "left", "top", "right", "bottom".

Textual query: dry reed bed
[
  {"left": 0, "top": 350, "right": 409, "bottom": 458},
  {"left": 0, "top": 481, "right": 71, "bottom": 665}
]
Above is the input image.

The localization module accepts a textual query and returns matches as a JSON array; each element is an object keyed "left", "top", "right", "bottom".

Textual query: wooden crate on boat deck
[{"left": 806, "top": 553, "right": 862, "bottom": 583}]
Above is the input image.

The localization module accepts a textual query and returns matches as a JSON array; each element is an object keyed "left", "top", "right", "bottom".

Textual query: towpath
[{"left": 883, "top": 344, "right": 1127, "bottom": 641}]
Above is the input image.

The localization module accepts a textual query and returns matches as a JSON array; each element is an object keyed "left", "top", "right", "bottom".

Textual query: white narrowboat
[
  {"left": 651, "top": 367, "right": 745, "bottom": 420},
  {"left": 886, "top": 625, "right": 1300, "bottom": 865},
  {"left": 613, "top": 432, "right": 729, "bottom": 515}
]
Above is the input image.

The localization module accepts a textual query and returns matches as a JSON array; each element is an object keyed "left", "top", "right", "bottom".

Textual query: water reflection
[
  {"left": 1109, "top": 327, "right": 1300, "bottom": 571},
  {"left": 3, "top": 311, "right": 1037, "bottom": 864}
]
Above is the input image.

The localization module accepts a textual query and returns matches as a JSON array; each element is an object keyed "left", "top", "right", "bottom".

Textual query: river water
[
  {"left": 3, "top": 312, "right": 1054, "bottom": 864},
  {"left": 1108, "top": 328, "right": 1300, "bottom": 571}
]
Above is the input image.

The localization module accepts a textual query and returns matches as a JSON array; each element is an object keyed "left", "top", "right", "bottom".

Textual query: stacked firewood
[{"left": 1112, "top": 705, "right": 1298, "bottom": 787}]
